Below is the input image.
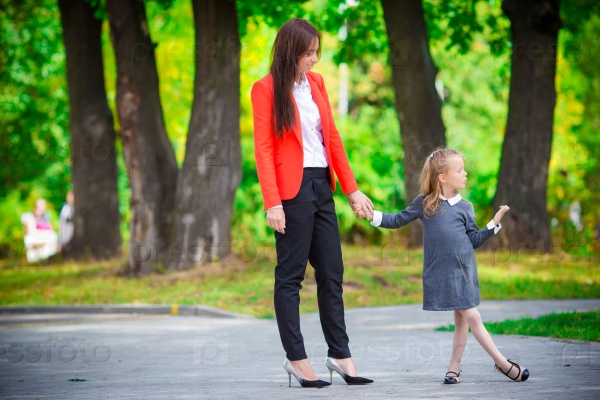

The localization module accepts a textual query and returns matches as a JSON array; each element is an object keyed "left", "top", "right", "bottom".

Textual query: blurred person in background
[
  {"left": 21, "top": 198, "right": 58, "bottom": 262},
  {"left": 59, "top": 191, "right": 74, "bottom": 249}
]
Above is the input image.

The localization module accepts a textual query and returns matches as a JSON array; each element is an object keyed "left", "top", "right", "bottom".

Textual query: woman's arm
[
  {"left": 251, "top": 80, "right": 281, "bottom": 210},
  {"left": 251, "top": 80, "right": 287, "bottom": 233},
  {"left": 317, "top": 74, "right": 358, "bottom": 195},
  {"left": 316, "top": 74, "right": 374, "bottom": 216}
]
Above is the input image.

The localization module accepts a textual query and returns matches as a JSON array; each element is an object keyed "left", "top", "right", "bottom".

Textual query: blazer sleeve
[
  {"left": 251, "top": 80, "right": 282, "bottom": 210},
  {"left": 380, "top": 195, "right": 424, "bottom": 229},
  {"left": 465, "top": 203, "right": 495, "bottom": 249},
  {"left": 318, "top": 74, "right": 358, "bottom": 195}
]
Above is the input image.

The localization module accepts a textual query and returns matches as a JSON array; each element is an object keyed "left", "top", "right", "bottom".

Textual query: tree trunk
[
  {"left": 58, "top": 0, "right": 122, "bottom": 260},
  {"left": 494, "top": 0, "right": 561, "bottom": 252},
  {"left": 166, "top": 0, "right": 241, "bottom": 270},
  {"left": 380, "top": 0, "right": 447, "bottom": 246},
  {"left": 107, "top": 0, "right": 178, "bottom": 275}
]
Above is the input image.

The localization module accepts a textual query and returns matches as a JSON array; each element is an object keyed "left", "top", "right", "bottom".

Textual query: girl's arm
[
  {"left": 465, "top": 203, "right": 497, "bottom": 249},
  {"left": 373, "top": 195, "right": 424, "bottom": 229}
]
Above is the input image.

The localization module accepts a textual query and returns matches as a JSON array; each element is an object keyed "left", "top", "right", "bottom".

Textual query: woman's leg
[
  {"left": 308, "top": 172, "right": 354, "bottom": 372},
  {"left": 447, "top": 310, "right": 469, "bottom": 374},
  {"left": 273, "top": 178, "right": 316, "bottom": 377},
  {"left": 459, "top": 308, "right": 522, "bottom": 379}
]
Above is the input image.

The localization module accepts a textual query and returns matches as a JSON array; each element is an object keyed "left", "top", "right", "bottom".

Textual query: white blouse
[{"left": 293, "top": 73, "right": 329, "bottom": 168}]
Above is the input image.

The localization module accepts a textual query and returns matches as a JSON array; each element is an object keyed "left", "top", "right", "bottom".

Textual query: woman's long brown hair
[
  {"left": 420, "top": 148, "right": 464, "bottom": 217},
  {"left": 270, "top": 18, "right": 321, "bottom": 139}
]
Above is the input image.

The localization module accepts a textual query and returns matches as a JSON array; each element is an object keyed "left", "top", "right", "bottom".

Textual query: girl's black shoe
[{"left": 495, "top": 359, "right": 529, "bottom": 382}]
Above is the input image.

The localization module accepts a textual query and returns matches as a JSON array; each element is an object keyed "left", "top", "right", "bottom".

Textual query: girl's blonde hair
[{"left": 419, "top": 147, "right": 464, "bottom": 217}]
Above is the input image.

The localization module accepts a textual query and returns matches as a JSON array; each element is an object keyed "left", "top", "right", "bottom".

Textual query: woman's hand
[
  {"left": 267, "top": 207, "right": 286, "bottom": 234},
  {"left": 493, "top": 205, "right": 510, "bottom": 225},
  {"left": 352, "top": 203, "right": 374, "bottom": 221},
  {"left": 347, "top": 190, "right": 374, "bottom": 220}
]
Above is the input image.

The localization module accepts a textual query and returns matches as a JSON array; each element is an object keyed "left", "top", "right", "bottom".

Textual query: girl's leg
[
  {"left": 447, "top": 310, "right": 468, "bottom": 374},
  {"left": 458, "top": 308, "right": 523, "bottom": 379}
]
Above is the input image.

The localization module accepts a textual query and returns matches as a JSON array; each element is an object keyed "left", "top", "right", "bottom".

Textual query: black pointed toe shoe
[
  {"left": 325, "top": 357, "right": 374, "bottom": 385},
  {"left": 284, "top": 359, "right": 331, "bottom": 388}
]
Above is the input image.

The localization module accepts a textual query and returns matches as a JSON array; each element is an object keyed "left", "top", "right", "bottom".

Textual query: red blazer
[{"left": 251, "top": 72, "right": 358, "bottom": 210}]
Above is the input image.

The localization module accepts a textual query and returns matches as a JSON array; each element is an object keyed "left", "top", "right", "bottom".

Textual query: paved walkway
[{"left": 0, "top": 299, "right": 599, "bottom": 399}]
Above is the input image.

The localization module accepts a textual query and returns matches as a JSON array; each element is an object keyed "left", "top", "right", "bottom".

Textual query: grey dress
[{"left": 379, "top": 194, "right": 496, "bottom": 311}]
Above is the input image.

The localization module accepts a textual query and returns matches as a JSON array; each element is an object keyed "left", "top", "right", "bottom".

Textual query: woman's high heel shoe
[
  {"left": 325, "top": 357, "right": 374, "bottom": 385},
  {"left": 495, "top": 359, "right": 529, "bottom": 382},
  {"left": 284, "top": 359, "right": 331, "bottom": 388}
]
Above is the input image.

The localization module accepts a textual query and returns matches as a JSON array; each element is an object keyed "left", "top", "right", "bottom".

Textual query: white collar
[
  {"left": 439, "top": 193, "right": 462, "bottom": 206},
  {"left": 293, "top": 73, "right": 311, "bottom": 92}
]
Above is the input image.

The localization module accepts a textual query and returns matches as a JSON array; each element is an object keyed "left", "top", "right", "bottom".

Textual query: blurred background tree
[
  {"left": 106, "top": 0, "right": 180, "bottom": 275},
  {"left": 58, "top": 0, "right": 122, "bottom": 260}
]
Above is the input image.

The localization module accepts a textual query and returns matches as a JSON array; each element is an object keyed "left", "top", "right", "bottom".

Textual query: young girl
[{"left": 356, "top": 148, "right": 529, "bottom": 384}]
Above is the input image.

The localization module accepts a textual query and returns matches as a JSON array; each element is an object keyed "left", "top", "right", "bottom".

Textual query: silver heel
[
  {"left": 283, "top": 358, "right": 330, "bottom": 388},
  {"left": 325, "top": 357, "right": 374, "bottom": 385}
]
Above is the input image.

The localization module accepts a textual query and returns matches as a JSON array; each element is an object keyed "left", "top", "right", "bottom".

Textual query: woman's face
[{"left": 297, "top": 37, "right": 319, "bottom": 76}]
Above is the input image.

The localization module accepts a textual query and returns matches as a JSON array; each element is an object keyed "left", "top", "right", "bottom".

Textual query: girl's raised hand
[{"left": 493, "top": 205, "right": 510, "bottom": 225}]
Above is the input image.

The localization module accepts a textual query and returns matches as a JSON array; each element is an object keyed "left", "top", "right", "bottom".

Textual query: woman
[{"left": 251, "top": 18, "right": 374, "bottom": 388}]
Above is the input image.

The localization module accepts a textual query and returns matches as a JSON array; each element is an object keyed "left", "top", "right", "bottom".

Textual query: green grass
[
  {"left": 1, "top": 245, "right": 599, "bottom": 318},
  {"left": 435, "top": 310, "right": 600, "bottom": 342}
]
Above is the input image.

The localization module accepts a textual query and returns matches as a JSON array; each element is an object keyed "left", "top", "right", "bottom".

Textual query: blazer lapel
[
  {"left": 290, "top": 96, "right": 303, "bottom": 144},
  {"left": 307, "top": 75, "right": 329, "bottom": 141}
]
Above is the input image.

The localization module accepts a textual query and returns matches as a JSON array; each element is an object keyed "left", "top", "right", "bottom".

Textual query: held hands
[
  {"left": 493, "top": 205, "right": 510, "bottom": 226},
  {"left": 347, "top": 190, "right": 374, "bottom": 220},
  {"left": 268, "top": 190, "right": 373, "bottom": 233},
  {"left": 267, "top": 207, "right": 286, "bottom": 234},
  {"left": 352, "top": 203, "right": 373, "bottom": 221}
]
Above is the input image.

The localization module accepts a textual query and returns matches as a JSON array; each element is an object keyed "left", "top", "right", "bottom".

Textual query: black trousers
[{"left": 274, "top": 167, "right": 351, "bottom": 361}]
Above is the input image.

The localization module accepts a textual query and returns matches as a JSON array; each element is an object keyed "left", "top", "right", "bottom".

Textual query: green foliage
[
  {"left": 333, "top": 106, "right": 402, "bottom": 239},
  {"left": 309, "top": 0, "right": 389, "bottom": 66},
  {"left": 431, "top": 34, "right": 509, "bottom": 225},
  {"left": 311, "top": 0, "right": 510, "bottom": 68},
  {"left": 546, "top": 15, "right": 600, "bottom": 254},
  {"left": 436, "top": 310, "right": 600, "bottom": 342},
  {"left": 237, "top": 0, "right": 309, "bottom": 37},
  {"left": 425, "top": 0, "right": 484, "bottom": 53},
  {"left": 424, "top": 1, "right": 511, "bottom": 56},
  {"left": 1, "top": 0, "right": 598, "bottom": 261},
  {"left": 0, "top": 0, "right": 69, "bottom": 199},
  {"left": 0, "top": 0, "right": 70, "bottom": 257},
  {"left": 561, "top": 0, "right": 600, "bottom": 34}
]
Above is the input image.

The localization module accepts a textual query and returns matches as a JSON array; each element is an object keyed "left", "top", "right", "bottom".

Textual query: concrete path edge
[{"left": 0, "top": 305, "right": 253, "bottom": 319}]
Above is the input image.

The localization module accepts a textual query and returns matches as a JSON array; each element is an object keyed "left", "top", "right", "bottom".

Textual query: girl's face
[
  {"left": 297, "top": 37, "right": 319, "bottom": 77},
  {"left": 441, "top": 155, "right": 467, "bottom": 192}
]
